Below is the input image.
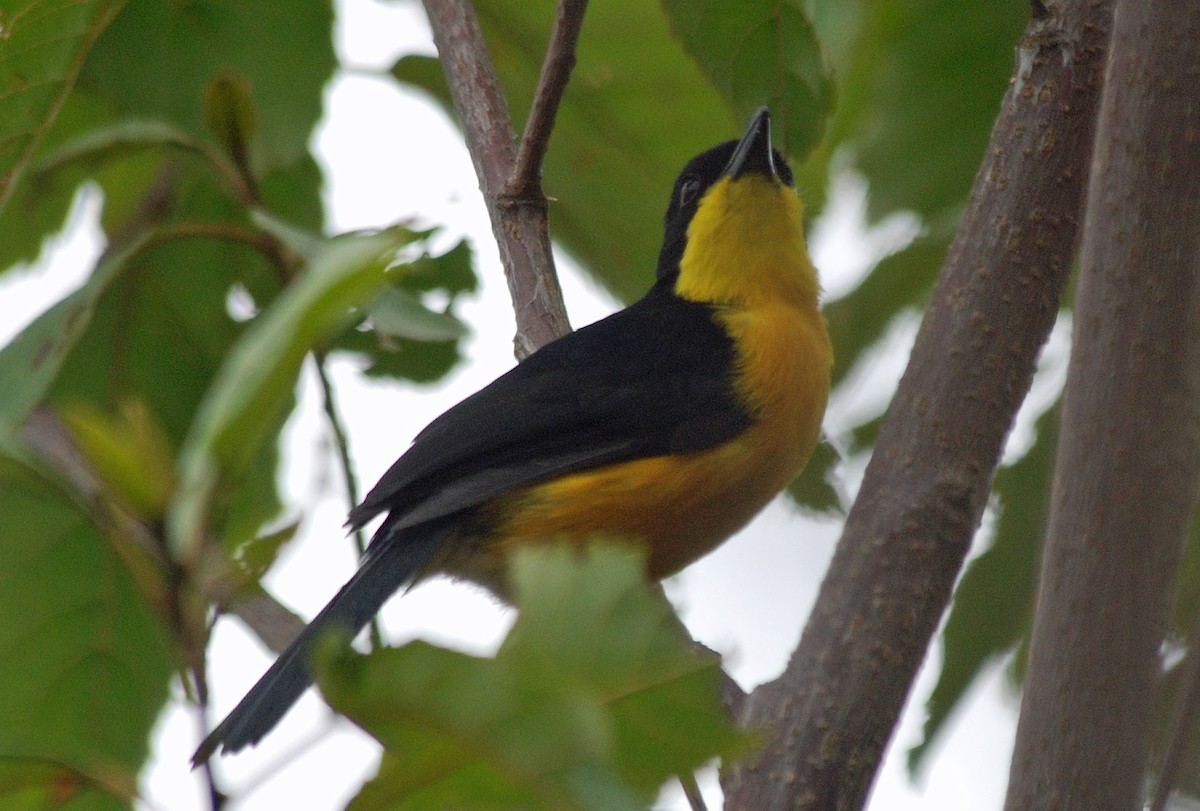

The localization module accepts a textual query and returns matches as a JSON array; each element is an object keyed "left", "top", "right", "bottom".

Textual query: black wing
[{"left": 348, "top": 280, "right": 753, "bottom": 536}]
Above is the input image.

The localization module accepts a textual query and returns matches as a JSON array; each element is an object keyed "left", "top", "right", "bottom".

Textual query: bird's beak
[{"left": 724, "top": 107, "right": 777, "bottom": 181}]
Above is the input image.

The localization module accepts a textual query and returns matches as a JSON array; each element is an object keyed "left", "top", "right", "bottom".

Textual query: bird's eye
[{"left": 678, "top": 177, "right": 701, "bottom": 207}]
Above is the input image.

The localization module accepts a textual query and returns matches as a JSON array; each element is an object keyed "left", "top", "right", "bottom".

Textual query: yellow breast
[{"left": 451, "top": 172, "right": 831, "bottom": 588}]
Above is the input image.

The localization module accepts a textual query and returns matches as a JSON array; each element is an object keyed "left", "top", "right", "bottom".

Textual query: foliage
[
  {"left": 319, "top": 545, "right": 743, "bottom": 810},
  {"left": 0, "top": 0, "right": 1144, "bottom": 807}
]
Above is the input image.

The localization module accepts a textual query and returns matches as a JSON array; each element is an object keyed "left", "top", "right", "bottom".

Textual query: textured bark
[
  {"left": 1004, "top": 0, "right": 1200, "bottom": 807},
  {"left": 423, "top": 0, "right": 577, "bottom": 357},
  {"left": 722, "top": 1, "right": 1113, "bottom": 807}
]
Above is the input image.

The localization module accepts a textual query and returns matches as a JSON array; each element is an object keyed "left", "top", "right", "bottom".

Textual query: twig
[
  {"left": 311, "top": 349, "right": 382, "bottom": 649},
  {"left": 422, "top": 0, "right": 574, "bottom": 357},
  {"left": 508, "top": 0, "right": 589, "bottom": 199},
  {"left": 679, "top": 772, "right": 708, "bottom": 811},
  {"left": 721, "top": 0, "right": 1113, "bottom": 806}
]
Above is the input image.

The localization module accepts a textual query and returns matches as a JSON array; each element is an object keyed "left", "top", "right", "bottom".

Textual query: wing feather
[{"left": 348, "top": 281, "right": 752, "bottom": 534}]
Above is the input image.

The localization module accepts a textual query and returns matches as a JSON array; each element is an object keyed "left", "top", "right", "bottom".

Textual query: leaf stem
[{"left": 312, "top": 349, "right": 382, "bottom": 649}]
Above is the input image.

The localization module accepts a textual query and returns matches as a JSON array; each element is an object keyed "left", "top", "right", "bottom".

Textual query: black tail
[{"left": 191, "top": 522, "right": 450, "bottom": 765}]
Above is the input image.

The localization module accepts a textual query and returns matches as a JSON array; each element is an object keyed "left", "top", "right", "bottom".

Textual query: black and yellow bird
[{"left": 193, "top": 107, "right": 832, "bottom": 763}]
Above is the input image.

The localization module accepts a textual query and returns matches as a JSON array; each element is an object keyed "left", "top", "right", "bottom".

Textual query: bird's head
[{"left": 658, "top": 108, "right": 817, "bottom": 308}]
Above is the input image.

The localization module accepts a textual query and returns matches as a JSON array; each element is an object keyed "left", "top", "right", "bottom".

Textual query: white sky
[{"left": 0, "top": 1, "right": 1037, "bottom": 808}]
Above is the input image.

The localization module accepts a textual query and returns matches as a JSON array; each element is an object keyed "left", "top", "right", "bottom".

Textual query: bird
[{"left": 193, "top": 107, "right": 832, "bottom": 764}]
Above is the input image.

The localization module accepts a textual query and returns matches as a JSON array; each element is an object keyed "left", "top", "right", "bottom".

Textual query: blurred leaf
[
  {"left": 251, "top": 207, "right": 323, "bottom": 260},
  {"left": 831, "top": 0, "right": 1025, "bottom": 221},
  {"left": 368, "top": 288, "right": 466, "bottom": 342},
  {"left": 395, "top": 0, "right": 740, "bottom": 303},
  {"left": 399, "top": 239, "right": 477, "bottom": 297},
  {"left": 78, "top": 0, "right": 334, "bottom": 171},
  {"left": 0, "top": 230, "right": 150, "bottom": 438},
  {"left": 61, "top": 398, "right": 177, "bottom": 521},
  {"left": 909, "top": 401, "right": 1060, "bottom": 771},
  {"left": 35, "top": 118, "right": 213, "bottom": 176},
  {"left": 320, "top": 544, "right": 742, "bottom": 810},
  {"left": 389, "top": 55, "right": 446, "bottom": 100},
  {"left": 334, "top": 329, "right": 464, "bottom": 385},
  {"left": 786, "top": 438, "right": 843, "bottom": 515},
  {"left": 500, "top": 545, "right": 747, "bottom": 792},
  {"left": 0, "top": 454, "right": 173, "bottom": 798},
  {"left": 235, "top": 520, "right": 300, "bottom": 582},
  {"left": 0, "top": 0, "right": 126, "bottom": 214},
  {"left": 849, "top": 411, "right": 885, "bottom": 456},
  {"left": 44, "top": 167, "right": 315, "bottom": 556},
  {"left": 169, "top": 228, "right": 416, "bottom": 557},
  {"left": 203, "top": 74, "right": 258, "bottom": 171},
  {"left": 824, "top": 233, "right": 948, "bottom": 388},
  {"left": 0, "top": 758, "right": 132, "bottom": 811},
  {"left": 331, "top": 238, "right": 477, "bottom": 383},
  {"left": 662, "top": 0, "right": 834, "bottom": 160}
]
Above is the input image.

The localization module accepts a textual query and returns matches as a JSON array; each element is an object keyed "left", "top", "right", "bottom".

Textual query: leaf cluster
[{"left": 4, "top": 0, "right": 1169, "bottom": 807}]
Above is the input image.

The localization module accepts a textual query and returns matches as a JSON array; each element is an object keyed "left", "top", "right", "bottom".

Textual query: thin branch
[
  {"left": 508, "top": 0, "right": 589, "bottom": 199},
  {"left": 1004, "top": 0, "right": 1200, "bottom": 805},
  {"left": 312, "top": 352, "right": 366, "bottom": 556},
  {"left": 220, "top": 589, "right": 307, "bottom": 655},
  {"left": 678, "top": 772, "right": 708, "bottom": 811},
  {"left": 311, "top": 349, "right": 381, "bottom": 649},
  {"left": 722, "top": 0, "right": 1113, "bottom": 806},
  {"left": 422, "top": 0, "right": 574, "bottom": 357}
]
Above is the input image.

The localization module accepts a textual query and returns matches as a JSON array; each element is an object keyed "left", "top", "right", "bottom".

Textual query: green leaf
[
  {"left": 333, "top": 329, "right": 464, "bottom": 385},
  {"left": 399, "top": 239, "right": 478, "bottom": 297},
  {"left": 824, "top": 233, "right": 948, "bottom": 388},
  {"left": 785, "top": 437, "right": 843, "bottom": 515},
  {"left": 830, "top": 0, "right": 1026, "bottom": 221},
  {"left": 0, "top": 0, "right": 126, "bottom": 215},
  {"left": 203, "top": 74, "right": 258, "bottom": 171},
  {"left": 169, "top": 228, "right": 416, "bottom": 557},
  {"left": 78, "top": 0, "right": 335, "bottom": 171},
  {"left": 0, "top": 230, "right": 149, "bottom": 438},
  {"left": 0, "top": 454, "right": 173, "bottom": 803},
  {"left": 35, "top": 118, "right": 214, "bottom": 176},
  {"left": 501, "top": 545, "right": 746, "bottom": 793},
  {"left": 234, "top": 520, "right": 300, "bottom": 582},
  {"left": 661, "top": 0, "right": 834, "bottom": 160},
  {"left": 368, "top": 287, "right": 467, "bottom": 343},
  {"left": 60, "top": 398, "right": 177, "bottom": 521},
  {"left": 909, "top": 401, "right": 1060, "bottom": 771},
  {"left": 251, "top": 207, "right": 323, "bottom": 260},
  {"left": 0, "top": 758, "right": 131, "bottom": 811},
  {"left": 319, "top": 544, "right": 743, "bottom": 810},
  {"left": 329, "top": 238, "right": 477, "bottom": 383}
]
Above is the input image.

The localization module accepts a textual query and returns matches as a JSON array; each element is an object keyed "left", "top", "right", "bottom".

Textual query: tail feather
[{"left": 192, "top": 523, "right": 450, "bottom": 765}]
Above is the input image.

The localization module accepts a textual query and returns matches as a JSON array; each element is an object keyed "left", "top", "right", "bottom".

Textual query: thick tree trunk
[
  {"left": 722, "top": 1, "right": 1113, "bottom": 807},
  {"left": 1003, "top": 0, "right": 1200, "bottom": 807}
]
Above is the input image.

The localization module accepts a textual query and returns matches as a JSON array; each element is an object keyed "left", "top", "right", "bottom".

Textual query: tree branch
[
  {"left": 508, "top": 0, "right": 588, "bottom": 199},
  {"left": 721, "top": 1, "right": 1113, "bottom": 807},
  {"left": 423, "top": 0, "right": 577, "bottom": 358},
  {"left": 1003, "top": 0, "right": 1200, "bottom": 806}
]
